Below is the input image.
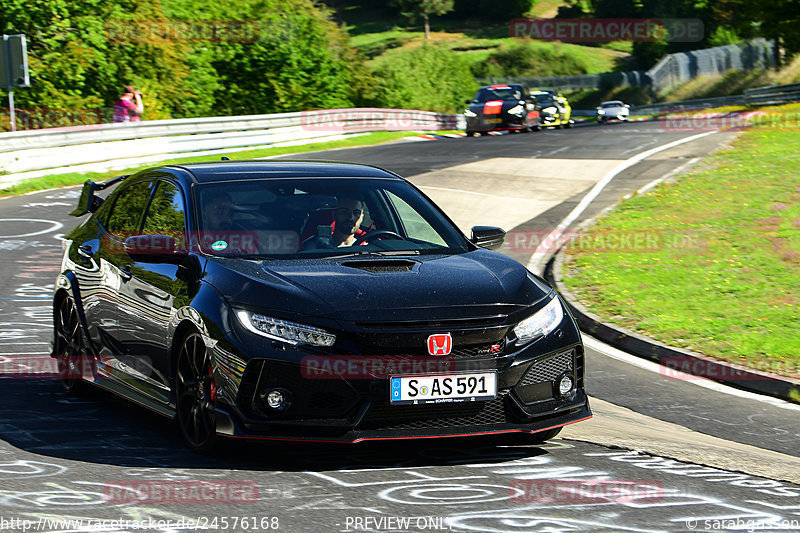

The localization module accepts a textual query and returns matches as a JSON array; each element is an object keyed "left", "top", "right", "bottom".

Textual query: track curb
[{"left": 545, "top": 251, "right": 800, "bottom": 405}]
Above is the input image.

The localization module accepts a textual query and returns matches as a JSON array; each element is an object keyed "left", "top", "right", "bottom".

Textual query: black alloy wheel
[
  {"left": 54, "top": 295, "right": 88, "bottom": 395},
  {"left": 175, "top": 332, "right": 218, "bottom": 452}
]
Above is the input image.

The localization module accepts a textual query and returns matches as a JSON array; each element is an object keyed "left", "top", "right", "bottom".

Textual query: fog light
[
  {"left": 559, "top": 375, "right": 574, "bottom": 395},
  {"left": 263, "top": 388, "right": 291, "bottom": 410}
]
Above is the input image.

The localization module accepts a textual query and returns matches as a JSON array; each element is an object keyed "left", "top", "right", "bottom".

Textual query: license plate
[
  {"left": 483, "top": 118, "right": 501, "bottom": 124},
  {"left": 389, "top": 373, "right": 497, "bottom": 405}
]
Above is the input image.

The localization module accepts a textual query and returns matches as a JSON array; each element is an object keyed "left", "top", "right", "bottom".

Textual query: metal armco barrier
[
  {"left": 744, "top": 82, "right": 800, "bottom": 106},
  {"left": 633, "top": 81, "right": 800, "bottom": 114},
  {"left": 0, "top": 108, "right": 463, "bottom": 175}
]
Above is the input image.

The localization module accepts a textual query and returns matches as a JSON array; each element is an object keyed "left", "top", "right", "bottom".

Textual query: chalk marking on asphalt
[
  {"left": 527, "top": 130, "right": 717, "bottom": 274},
  {"left": 0, "top": 219, "right": 64, "bottom": 238},
  {"left": 584, "top": 336, "right": 800, "bottom": 412}
]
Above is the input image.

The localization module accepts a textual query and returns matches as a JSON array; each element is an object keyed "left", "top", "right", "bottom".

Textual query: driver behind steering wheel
[{"left": 332, "top": 197, "right": 366, "bottom": 247}]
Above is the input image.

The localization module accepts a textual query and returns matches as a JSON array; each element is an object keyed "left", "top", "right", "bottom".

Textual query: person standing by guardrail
[{"left": 112, "top": 85, "right": 144, "bottom": 123}]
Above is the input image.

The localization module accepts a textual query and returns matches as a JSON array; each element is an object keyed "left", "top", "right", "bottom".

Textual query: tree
[{"left": 394, "top": 0, "right": 454, "bottom": 40}]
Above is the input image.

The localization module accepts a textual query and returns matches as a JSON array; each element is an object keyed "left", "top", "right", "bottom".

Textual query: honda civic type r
[{"left": 52, "top": 160, "right": 590, "bottom": 451}]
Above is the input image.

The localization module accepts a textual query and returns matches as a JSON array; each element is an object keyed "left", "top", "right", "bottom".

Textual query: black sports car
[
  {"left": 464, "top": 84, "right": 541, "bottom": 136},
  {"left": 52, "top": 160, "right": 590, "bottom": 451}
]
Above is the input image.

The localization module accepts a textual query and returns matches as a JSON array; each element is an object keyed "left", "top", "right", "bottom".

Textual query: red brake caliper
[{"left": 208, "top": 365, "right": 217, "bottom": 402}]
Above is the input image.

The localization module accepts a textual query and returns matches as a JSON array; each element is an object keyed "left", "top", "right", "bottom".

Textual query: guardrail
[
  {"left": 744, "top": 82, "right": 800, "bottom": 106},
  {"left": 632, "top": 81, "right": 800, "bottom": 115},
  {"left": 0, "top": 108, "right": 463, "bottom": 176}
]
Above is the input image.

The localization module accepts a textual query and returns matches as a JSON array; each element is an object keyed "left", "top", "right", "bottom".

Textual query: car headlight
[
  {"left": 236, "top": 310, "right": 336, "bottom": 347},
  {"left": 513, "top": 296, "right": 564, "bottom": 344},
  {"left": 508, "top": 105, "right": 524, "bottom": 115},
  {"left": 542, "top": 106, "right": 557, "bottom": 114},
  {"left": 597, "top": 110, "right": 606, "bottom": 115},
  {"left": 464, "top": 109, "right": 477, "bottom": 118}
]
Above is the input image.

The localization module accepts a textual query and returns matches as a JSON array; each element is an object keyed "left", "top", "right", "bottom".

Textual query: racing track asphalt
[{"left": 1, "top": 121, "right": 799, "bottom": 531}]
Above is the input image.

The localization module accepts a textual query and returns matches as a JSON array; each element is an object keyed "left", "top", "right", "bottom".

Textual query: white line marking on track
[
  {"left": 584, "top": 336, "right": 800, "bottom": 412},
  {"left": 527, "top": 130, "right": 717, "bottom": 274}
]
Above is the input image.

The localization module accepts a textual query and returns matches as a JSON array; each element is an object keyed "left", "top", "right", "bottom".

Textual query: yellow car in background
[{"left": 531, "top": 89, "right": 573, "bottom": 128}]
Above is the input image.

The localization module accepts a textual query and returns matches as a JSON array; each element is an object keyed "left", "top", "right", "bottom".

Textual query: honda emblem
[{"left": 427, "top": 333, "right": 452, "bottom": 356}]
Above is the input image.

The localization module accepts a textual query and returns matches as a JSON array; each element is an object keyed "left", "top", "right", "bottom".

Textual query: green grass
[
  {"left": 362, "top": 33, "right": 628, "bottom": 75},
  {"left": 0, "top": 131, "right": 439, "bottom": 197},
  {"left": 346, "top": 10, "right": 630, "bottom": 76},
  {"left": 562, "top": 104, "right": 800, "bottom": 378}
]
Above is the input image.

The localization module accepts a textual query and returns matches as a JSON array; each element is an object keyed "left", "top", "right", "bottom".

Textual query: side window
[
  {"left": 142, "top": 181, "right": 186, "bottom": 246},
  {"left": 385, "top": 191, "right": 447, "bottom": 246},
  {"left": 106, "top": 181, "right": 153, "bottom": 239}
]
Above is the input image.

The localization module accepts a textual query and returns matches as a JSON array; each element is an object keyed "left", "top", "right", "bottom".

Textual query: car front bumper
[{"left": 211, "top": 341, "right": 590, "bottom": 442}]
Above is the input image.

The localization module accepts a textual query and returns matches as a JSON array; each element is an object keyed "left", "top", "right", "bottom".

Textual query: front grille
[
  {"left": 355, "top": 316, "right": 508, "bottom": 330},
  {"left": 359, "top": 391, "right": 512, "bottom": 430},
  {"left": 450, "top": 338, "right": 506, "bottom": 359},
  {"left": 519, "top": 350, "right": 574, "bottom": 387}
]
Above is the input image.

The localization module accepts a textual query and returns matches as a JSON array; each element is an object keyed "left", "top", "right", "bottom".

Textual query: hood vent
[{"left": 341, "top": 259, "right": 417, "bottom": 273}]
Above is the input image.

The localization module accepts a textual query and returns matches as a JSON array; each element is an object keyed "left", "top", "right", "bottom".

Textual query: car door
[
  {"left": 89, "top": 179, "right": 154, "bottom": 362},
  {"left": 115, "top": 178, "right": 190, "bottom": 405}
]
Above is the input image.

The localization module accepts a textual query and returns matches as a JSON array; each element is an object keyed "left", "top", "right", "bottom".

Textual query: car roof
[
  {"left": 165, "top": 160, "right": 403, "bottom": 184},
  {"left": 601, "top": 100, "right": 624, "bottom": 105},
  {"left": 479, "top": 83, "right": 524, "bottom": 90}
]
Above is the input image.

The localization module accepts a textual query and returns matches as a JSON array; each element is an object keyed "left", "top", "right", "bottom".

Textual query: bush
[
  {"left": 471, "top": 41, "right": 589, "bottom": 78},
  {"left": 370, "top": 44, "right": 477, "bottom": 113}
]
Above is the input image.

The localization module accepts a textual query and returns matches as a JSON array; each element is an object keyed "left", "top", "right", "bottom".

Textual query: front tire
[
  {"left": 53, "top": 295, "right": 88, "bottom": 395},
  {"left": 175, "top": 332, "right": 218, "bottom": 453}
]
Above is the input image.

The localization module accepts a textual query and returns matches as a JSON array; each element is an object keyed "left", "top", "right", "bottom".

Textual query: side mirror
[
  {"left": 124, "top": 234, "right": 188, "bottom": 264},
  {"left": 465, "top": 99, "right": 473, "bottom": 105},
  {"left": 624, "top": 104, "right": 630, "bottom": 108},
  {"left": 470, "top": 226, "right": 506, "bottom": 250}
]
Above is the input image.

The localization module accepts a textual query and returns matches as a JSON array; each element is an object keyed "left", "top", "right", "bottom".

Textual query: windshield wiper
[{"left": 324, "top": 249, "right": 422, "bottom": 259}]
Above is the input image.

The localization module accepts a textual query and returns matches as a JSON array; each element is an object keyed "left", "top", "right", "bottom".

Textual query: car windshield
[
  {"left": 472, "top": 86, "right": 522, "bottom": 102},
  {"left": 602, "top": 102, "right": 623, "bottom": 108},
  {"left": 193, "top": 177, "right": 470, "bottom": 258},
  {"left": 532, "top": 94, "right": 556, "bottom": 106}
]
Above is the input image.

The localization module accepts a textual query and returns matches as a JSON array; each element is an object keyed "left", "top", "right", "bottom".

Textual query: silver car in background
[{"left": 596, "top": 100, "right": 630, "bottom": 123}]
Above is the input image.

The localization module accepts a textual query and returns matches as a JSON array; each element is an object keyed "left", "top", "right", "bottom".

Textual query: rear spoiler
[{"left": 70, "top": 175, "right": 129, "bottom": 217}]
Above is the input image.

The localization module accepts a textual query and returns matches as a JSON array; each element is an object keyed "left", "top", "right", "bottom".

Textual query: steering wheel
[{"left": 353, "top": 230, "right": 405, "bottom": 246}]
